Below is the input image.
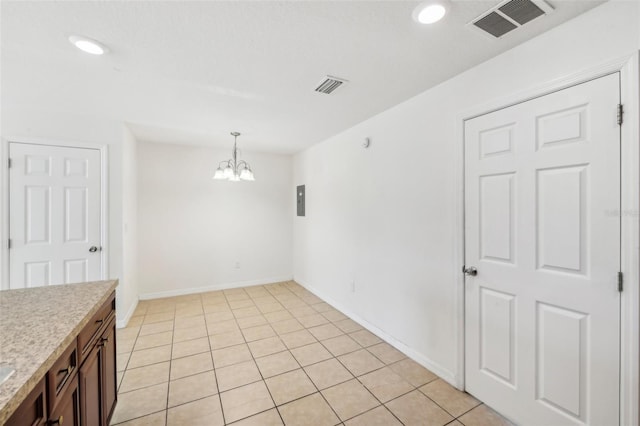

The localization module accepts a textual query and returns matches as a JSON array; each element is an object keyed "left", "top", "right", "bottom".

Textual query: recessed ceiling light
[
  {"left": 414, "top": 2, "right": 447, "bottom": 24},
  {"left": 68, "top": 35, "right": 108, "bottom": 55}
]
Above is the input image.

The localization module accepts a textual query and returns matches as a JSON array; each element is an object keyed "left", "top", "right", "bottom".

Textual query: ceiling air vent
[
  {"left": 315, "top": 76, "right": 347, "bottom": 94},
  {"left": 499, "top": 0, "right": 546, "bottom": 24},
  {"left": 470, "top": 0, "right": 553, "bottom": 39},
  {"left": 474, "top": 12, "right": 517, "bottom": 38}
]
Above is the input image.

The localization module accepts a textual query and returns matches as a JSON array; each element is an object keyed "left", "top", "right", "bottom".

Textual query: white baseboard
[
  {"left": 117, "top": 297, "right": 139, "bottom": 329},
  {"left": 138, "top": 275, "right": 294, "bottom": 301},
  {"left": 296, "top": 278, "right": 458, "bottom": 387}
]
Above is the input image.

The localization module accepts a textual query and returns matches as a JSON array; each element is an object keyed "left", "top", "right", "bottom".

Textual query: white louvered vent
[
  {"left": 315, "top": 76, "right": 347, "bottom": 94},
  {"left": 469, "top": 0, "right": 553, "bottom": 38}
]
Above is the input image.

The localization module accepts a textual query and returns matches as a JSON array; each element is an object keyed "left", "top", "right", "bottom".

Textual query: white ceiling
[{"left": 1, "top": 1, "right": 603, "bottom": 154}]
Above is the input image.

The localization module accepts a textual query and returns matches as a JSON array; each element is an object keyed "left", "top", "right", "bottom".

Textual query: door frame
[
  {"left": 453, "top": 53, "right": 639, "bottom": 426},
  {"left": 0, "top": 137, "right": 110, "bottom": 289}
]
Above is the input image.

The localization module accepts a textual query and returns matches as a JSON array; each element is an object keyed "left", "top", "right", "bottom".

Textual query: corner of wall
[
  {"left": 116, "top": 294, "right": 139, "bottom": 329},
  {"left": 119, "top": 124, "right": 139, "bottom": 326},
  {"left": 294, "top": 277, "right": 458, "bottom": 386}
]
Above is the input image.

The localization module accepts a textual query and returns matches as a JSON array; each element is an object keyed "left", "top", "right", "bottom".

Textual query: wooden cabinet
[
  {"left": 79, "top": 341, "right": 101, "bottom": 426},
  {"left": 100, "top": 318, "right": 117, "bottom": 426},
  {"left": 78, "top": 293, "right": 117, "bottom": 426},
  {"left": 5, "top": 377, "right": 47, "bottom": 426},
  {"left": 47, "top": 340, "right": 78, "bottom": 413},
  {"left": 45, "top": 340, "right": 80, "bottom": 426},
  {"left": 79, "top": 316, "right": 117, "bottom": 426},
  {"left": 6, "top": 291, "right": 116, "bottom": 426},
  {"left": 48, "top": 375, "right": 80, "bottom": 426}
]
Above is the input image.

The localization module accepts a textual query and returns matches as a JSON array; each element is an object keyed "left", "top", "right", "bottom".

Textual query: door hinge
[
  {"left": 7, "top": 158, "right": 11, "bottom": 169},
  {"left": 7, "top": 239, "right": 11, "bottom": 249},
  {"left": 618, "top": 271, "right": 623, "bottom": 292},
  {"left": 617, "top": 104, "right": 624, "bottom": 125}
]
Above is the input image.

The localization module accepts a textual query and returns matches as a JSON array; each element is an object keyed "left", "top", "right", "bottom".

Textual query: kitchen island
[{"left": 0, "top": 280, "right": 118, "bottom": 425}]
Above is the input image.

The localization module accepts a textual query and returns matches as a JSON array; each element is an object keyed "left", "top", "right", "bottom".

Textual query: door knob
[
  {"left": 89, "top": 246, "right": 98, "bottom": 253},
  {"left": 463, "top": 266, "right": 478, "bottom": 276}
]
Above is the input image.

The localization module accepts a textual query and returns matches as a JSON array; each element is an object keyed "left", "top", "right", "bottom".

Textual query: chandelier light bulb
[
  {"left": 239, "top": 168, "right": 254, "bottom": 181},
  {"left": 213, "top": 168, "right": 225, "bottom": 180}
]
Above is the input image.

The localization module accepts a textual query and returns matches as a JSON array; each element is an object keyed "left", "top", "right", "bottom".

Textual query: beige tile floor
[{"left": 111, "top": 281, "right": 512, "bottom": 426}]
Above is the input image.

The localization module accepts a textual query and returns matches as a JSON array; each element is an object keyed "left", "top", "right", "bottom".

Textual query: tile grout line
[
  {"left": 452, "top": 402, "right": 485, "bottom": 422},
  {"left": 203, "top": 292, "right": 229, "bottom": 425},
  {"left": 265, "top": 283, "right": 340, "bottom": 424},
  {"left": 288, "top": 282, "right": 400, "bottom": 425},
  {"left": 118, "top": 282, "right": 483, "bottom": 426},
  {"left": 113, "top": 302, "right": 172, "bottom": 425},
  {"left": 113, "top": 306, "right": 147, "bottom": 425},
  {"left": 414, "top": 377, "right": 481, "bottom": 421},
  {"left": 282, "top": 283, "right": 347, "bottom": 426},
  {"left": 288, "top": 281, "right": 480, "bottom": 424},
  {"left": 275, "top": 287, "right": 350, "bottom": 425},
  {"left": 300, "top": 294, "right": 426, "bottom": 425},
  {"left": 116, "top": 312, "right": 142, "bottom": 387},
  {"left": 163, "top": 303, "right": 177, "bottom": 426},
  {"left": 325, "top": 341, "right": 406, "bottom": 425},
  {"left": 137, "top": 285, "right": 353, "bottom": 422},
  {"left": 238, "top": 286, "right": 291, "bottom": 426},
  {"left": 238, "top": 284, "right": 297, "bottom": 425},
  {"left": 222, "top": 288, "right": 258, "bottom": 416},
  {"left": 309, "top": 313, "right": 463, "bottom": 424},
  {"left": 223, "top": 285, "right": 299, "bottom": 424}
]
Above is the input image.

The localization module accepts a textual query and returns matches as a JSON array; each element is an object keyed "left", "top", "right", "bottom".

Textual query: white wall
[
  {"left": 120, "top": 126, "right": 139, "bottom": 326},
  {"left": 137, "top": 141, "right": 292, "bottom": 298},
  {"left": 293, "top": 0, "right": 640, "bottom": 385},
  {"left": 0, "top": 108, "right": 137, "bottom": 324}
]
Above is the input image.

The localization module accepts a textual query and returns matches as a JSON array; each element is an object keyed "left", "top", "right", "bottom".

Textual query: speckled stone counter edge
[{"left": 0, "top": 280, "right": 118, "bottom": 424}]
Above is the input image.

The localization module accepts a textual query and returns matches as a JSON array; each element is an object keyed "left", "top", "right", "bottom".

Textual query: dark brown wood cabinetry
[
  {"left": 49, "top": 375, "right": 80, "bottom": 426},
  {"left": 5, "top": 291, "right": 116, "bottom": 426},
  {"left": 5, "top": 378, "right": 47, "bottom": 426},
  {"left": 47, "top": 339, "right": 80, "bottom": 426},
  {"left": 79, "top": 341, "right": 101, "bottom": 426},
  {"left": 78, "top": 292, "right": 117, "bottom": 426},
  {"left": 100, "top": 318, "right": 117, "bottom": 426},
  {"left": 79, "top": 316, "right": 117, "bottom": 426}
]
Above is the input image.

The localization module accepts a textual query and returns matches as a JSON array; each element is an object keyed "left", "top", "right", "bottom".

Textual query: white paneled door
[
  {"left": 9, "top": 143, "right": 102, "bottom": 288},
  {"left": 464, "top": 74, "right": 620, "bottom": 425}
]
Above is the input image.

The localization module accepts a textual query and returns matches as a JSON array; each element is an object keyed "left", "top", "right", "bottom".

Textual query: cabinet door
[
  {"left": 79, "top": 343, "right": 101, "bottom": 426},
  {"left": 5, "top": 377, "right": 47, "bottom": 426},
  {"left": 100, "top": 317, "right": 117, "bottom": 426},
  {"left": 49, "top": 375, "right": 80, "bottom": 426},
  {"left": 48, "top": 341, "right": 78, "bottom": 414}
]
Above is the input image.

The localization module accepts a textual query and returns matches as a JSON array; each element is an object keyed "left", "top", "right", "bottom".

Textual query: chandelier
[{"left": 213, "top": 132, "right": 255, "bottom": 181}]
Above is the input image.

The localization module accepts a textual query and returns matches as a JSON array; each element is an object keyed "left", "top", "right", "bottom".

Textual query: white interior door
[
  {"left": 464, "top": 73, "right": 620, "bottom": 425},
  {"left": 9, "top": 142, "right": 102, "bottom": 288}
]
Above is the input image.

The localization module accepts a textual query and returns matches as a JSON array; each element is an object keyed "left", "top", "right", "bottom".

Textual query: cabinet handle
[
  {"left": 58, "top": 365, "right": 72, "bottom": 375},
  {"left": 95, "top": 319, "right": 104, "bottom": 324},
  {"left": 49, "top": 415, "right": 64, "bottom": 425}
]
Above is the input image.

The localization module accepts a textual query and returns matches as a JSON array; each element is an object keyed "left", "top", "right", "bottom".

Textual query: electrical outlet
[
  {"left": 350, "top": 280, "right": 356, "bottom": 292},
  {"left": 235, "top": 261, "right": 240, "bottom": 269}
]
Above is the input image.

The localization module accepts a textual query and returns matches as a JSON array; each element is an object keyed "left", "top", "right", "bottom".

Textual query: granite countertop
[{"left": 0, "top": 280, "right": 118, "bottom": 424}]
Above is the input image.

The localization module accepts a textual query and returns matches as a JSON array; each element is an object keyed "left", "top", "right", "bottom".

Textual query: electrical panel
[{"left": 297, "top": 185, "right": 305, "bottom": 217}]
